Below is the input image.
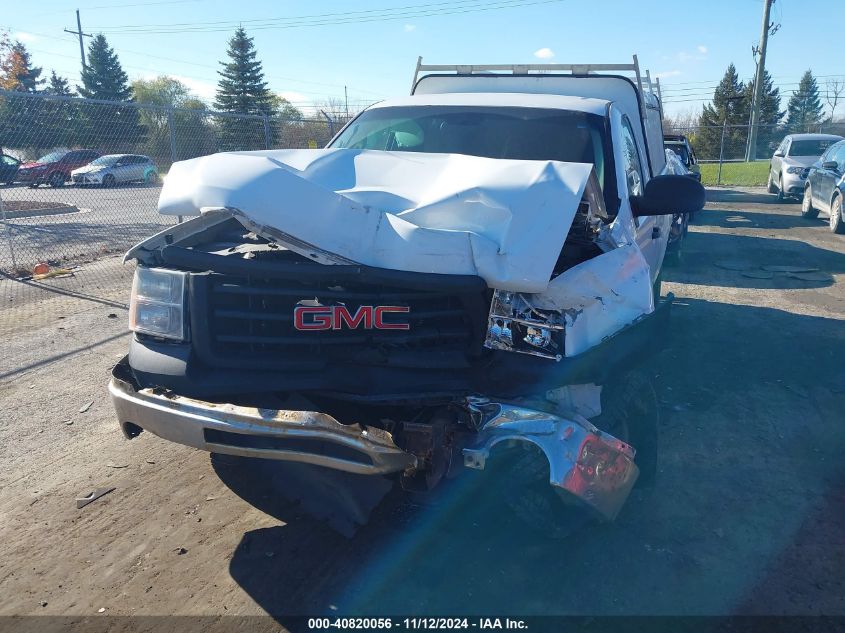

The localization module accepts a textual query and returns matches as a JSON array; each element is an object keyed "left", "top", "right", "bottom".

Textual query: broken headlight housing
[{"left": 129, "top": 267, "right": 187, "bottom": 341}]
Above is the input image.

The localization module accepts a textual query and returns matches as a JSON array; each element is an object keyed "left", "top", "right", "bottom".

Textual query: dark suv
[{"left": 16, "top": 149, "right": 100, "bottom": 188}]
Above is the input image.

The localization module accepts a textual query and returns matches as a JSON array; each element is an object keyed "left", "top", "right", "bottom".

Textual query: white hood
[{"left": 158, "top": 149, "right": 598, "bottom": 293}]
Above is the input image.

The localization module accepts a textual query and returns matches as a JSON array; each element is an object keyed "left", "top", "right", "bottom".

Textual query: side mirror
[
  {"left": 774, "top": 150, "right": 785, "bottom": 158},
  {"left": 630, "top": 174, "right": 706, "bottom": 217},
  {"left": 822, "top": 160, "right": 839, "bottom": 170}
]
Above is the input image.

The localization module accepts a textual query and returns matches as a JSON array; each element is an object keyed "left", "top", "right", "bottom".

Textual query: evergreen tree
[
  {"left": 786, "top": 70, "right": 824, "bottom": 132},
  {"left": 742, "top": 70, "right": 785, "bottom": 155},
  {"left": 214, "top": 27, "right": 273, "bottom": 150},
  {"left": 40, "top": 71, "right": 79, "bottom": 149},
  {"left": 697, "top": 64, "right": 748, "bottom": 160},
  {"left": 45, "top": 70, "right": 74, "bottom": 96},
  {"left": 77, "top": 34, "right": 143, "bottom": 150}
]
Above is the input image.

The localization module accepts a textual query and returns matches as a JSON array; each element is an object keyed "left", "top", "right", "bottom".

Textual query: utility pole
[
  {"left": 745, "top": 0, "right": 777, "bottom": 161},
  {"left": 344, "top": 85, "right": 349, "bottom": 120},
  {"left": 64, "top": 9, "right": 92, "bottom": 72}
]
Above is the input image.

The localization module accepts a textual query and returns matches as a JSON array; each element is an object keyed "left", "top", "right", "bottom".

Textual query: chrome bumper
[
  {"left": 111, "top": 361, "right": 639, "bottom": 520},
  {"left": 109, "top": 361, "right": 417, "bottom": 475}
]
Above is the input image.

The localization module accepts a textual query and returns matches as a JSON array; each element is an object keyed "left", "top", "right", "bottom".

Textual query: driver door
[{"left": 622, "top": 117, "right": 666, "bottom": 281}]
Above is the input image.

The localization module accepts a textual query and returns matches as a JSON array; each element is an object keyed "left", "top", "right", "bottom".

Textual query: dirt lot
[{"left": 1, "top": 187, "right": 844, "bottom": 627}]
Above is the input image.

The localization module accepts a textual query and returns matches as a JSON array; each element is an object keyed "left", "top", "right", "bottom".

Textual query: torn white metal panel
[
  {"left": 157, "top": 149, "right": 596, "bottom": 293},
  {"left": 531, "top": 243, "right": 653, "bottom": 356},
  {"left": 123, "top": 210, "right": 234, "bottom": 264}
]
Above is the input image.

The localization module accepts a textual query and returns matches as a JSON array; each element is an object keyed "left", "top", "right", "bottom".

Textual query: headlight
[
  {"left": 786, "top": 166, "right": 806, "bottom": 175},
  {"left": 129, "top": 267, "right": 187, "bottom": 340}
]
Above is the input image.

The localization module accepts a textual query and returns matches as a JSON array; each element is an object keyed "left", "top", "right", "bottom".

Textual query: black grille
[{"left": 189, "top": 267, "right": 488, "bottom": 371}]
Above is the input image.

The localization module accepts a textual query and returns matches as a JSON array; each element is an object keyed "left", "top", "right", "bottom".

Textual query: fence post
[
  {"left": 167, "top": 107, "right": 178, "bottom": 163},
  {"left": 0, "top": 189, "right": 17, "bottom": 273},
  {"left": 263, "top": 114, "right": 271, "bottom": 150},
  {"left": 166, "top": 107, "right": 183, "bottom": 223},
  {"left": 717, "top": 118, "right": 727, "bottom": 186}
]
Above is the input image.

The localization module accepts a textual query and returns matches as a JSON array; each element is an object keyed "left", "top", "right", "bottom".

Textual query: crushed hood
[{"left": 158, "top": 149, "right": 598, "bottom": 292}]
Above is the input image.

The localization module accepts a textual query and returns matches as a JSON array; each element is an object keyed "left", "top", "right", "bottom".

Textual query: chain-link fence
[
  {"left": 0, "top": 89, "right": 338, "bottom": 345},
  {"left": 665, "top": 121, "right": 845, "bottom": 163}
]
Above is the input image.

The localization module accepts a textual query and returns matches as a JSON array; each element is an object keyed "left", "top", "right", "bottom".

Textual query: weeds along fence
[{"left": 0, "top": 89, "right": 339, "bottom": 340}]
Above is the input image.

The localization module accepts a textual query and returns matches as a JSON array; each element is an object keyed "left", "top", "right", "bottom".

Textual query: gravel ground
[{"left": 0, "top": 187, "right": 843, "bottom": 627}]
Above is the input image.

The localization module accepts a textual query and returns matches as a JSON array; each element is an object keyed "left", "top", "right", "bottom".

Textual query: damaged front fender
[{"left": 462, "top": 400, "right": 639, "bottom": 521}]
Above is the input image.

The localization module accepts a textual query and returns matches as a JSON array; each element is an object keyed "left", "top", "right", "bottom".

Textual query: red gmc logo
[{"left": 294, "top": 305, "right": 410, "bottom": 331}]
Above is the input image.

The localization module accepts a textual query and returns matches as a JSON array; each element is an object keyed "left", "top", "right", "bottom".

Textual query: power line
[
  {"left": 91, "top": 0, "right": 519, "bottom": 30},
  {"left": 90, "top": 0, "right": 566, "bottom": 34}
]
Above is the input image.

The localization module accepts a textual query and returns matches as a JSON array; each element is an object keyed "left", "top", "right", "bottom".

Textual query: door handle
[{"left": 652, "top": 227, "right": 661, "bottom": 239}]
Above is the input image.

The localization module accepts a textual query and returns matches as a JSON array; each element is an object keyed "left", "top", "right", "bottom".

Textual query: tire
[
  {"left": 144, "top": 170, "right": 159, "bottom": 185},
  {"left": 776, "top": 176, "right": 785, "bottom": 202},
  {"left": 103, "top": 174, "right": 116, "bottom": 188},
  {"left": 767, "top": 171, "right": 778, "bottom": 194},
  {"left": 801, "top": 186, "right": 819, "bottom": 219},
  {"left": 496, "top": 371, "right": 659, "bottom": 539},
  {"left": 48, "top": 172, "right": 65, "bottom": 188},
  {"left": 830, "top": 194, "right": 845, "bottom": 234}
]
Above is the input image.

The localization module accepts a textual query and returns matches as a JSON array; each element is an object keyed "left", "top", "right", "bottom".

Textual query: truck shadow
[{"left": 221, "top": 298, "right": 845, "bottom": 621}]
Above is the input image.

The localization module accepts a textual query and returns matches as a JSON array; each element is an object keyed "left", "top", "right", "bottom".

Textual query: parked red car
[{"left": 16, "top": 149, "right": 100, "bottom": 187}]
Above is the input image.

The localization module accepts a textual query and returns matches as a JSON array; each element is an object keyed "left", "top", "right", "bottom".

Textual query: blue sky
[{"left": 5, "top": 0, "right": 843, "bottom": 119}]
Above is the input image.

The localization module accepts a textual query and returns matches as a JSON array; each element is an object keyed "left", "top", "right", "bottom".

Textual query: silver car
[
  {"left": 71, "top": 154, "right": 159, "bottom": 187},
  {"left": 768, "top": 134, "right": 843, "bottom": 201}
]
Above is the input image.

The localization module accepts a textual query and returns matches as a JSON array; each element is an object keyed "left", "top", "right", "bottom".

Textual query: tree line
[
  {"left": 666, "top": 63, "right": 842, "bottom": 159},
  {"left": 0, "top": 27, "right": 333, "bottom": 162}
]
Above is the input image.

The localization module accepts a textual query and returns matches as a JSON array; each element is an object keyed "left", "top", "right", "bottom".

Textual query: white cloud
[
  {"left": 697, "top": 45, "right": 708, "bottom": 54},
  {"left": 169, "top": 74, "right": 216, "bottom": 101},
  {"left": 404, "top": 24, "right": 416, "bottom": 32},
  {"left": 655, "top": 70, "right": 682, "bottom": 79},
  {"left": 13, "top": 31, "right": 38, "bottom": 43},
  {"left": 132, "top": 70, "right": 217, "bottom": 102},
  {"left": 534, "top": 47, "right": 555, "bottom": 60}
]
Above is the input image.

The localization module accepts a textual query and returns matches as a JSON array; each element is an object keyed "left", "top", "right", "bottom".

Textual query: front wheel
[
  {"left": 767, "top": 171, "right": 778, "bottom": 194},
  {"left": 144, "top": 170, "right": 159, "bottom": 185},
  {"left": 776, "top": 176, "right": 785, "bottom": 202},
  {"left": 801, "top": 186, "right": 819, "bottom": 218},
  {"left": 102, "top": 174, "right": 116, "bottom": 188},
  {"left": 48, "top": 172, "right": 65, "bottom": 188},
  {"left": 497, "top": 371, "right": 659, "bottom": 539},
  {"left": 830, "top": 195, "right": 845, "bottom": 234}
]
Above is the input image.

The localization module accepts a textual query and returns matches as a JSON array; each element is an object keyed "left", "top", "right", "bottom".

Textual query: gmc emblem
[{"left": 294, "top": 305, "right": 410, "bottom": 331}]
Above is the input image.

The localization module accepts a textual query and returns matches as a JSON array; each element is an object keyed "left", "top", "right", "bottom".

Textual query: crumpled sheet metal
[
  {"left": 462, "top": 401, "right": 639, "bottom": 521},
  {"left": 532, "top": 243, "right": 653, "bottom": 356},
  {"left": 157, "top": 148, "right": 595, "bottom": 293}
]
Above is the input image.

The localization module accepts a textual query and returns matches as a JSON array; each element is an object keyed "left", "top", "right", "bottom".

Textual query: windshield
[
  {"left": 666, "top": 144, "right": 690, "bottom": 166},
  {"left": 35, "top": 151, "right": 66, "bottom": 163},
  {"left": 789, "top": 139, "right": 838, "bottom": 157},
  {"left": 331, "top": 105, "right": 616, "bottom": 211},
  {"left": 90, "top": 155, "right": 121, "bottom": 166}
]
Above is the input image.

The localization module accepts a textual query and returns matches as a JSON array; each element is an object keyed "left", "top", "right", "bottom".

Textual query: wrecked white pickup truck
[{"left": 110, "top": 57, "right": 704, "bottom": 528}]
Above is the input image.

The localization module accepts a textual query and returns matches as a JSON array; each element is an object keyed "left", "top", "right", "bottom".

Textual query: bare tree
[{"left": 825, "top": 79, "right": 844, "bottom": 122}]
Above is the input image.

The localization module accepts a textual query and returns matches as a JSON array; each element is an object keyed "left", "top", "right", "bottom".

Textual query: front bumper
[
  {"left": 781, "top": 171, "right": 806, "bottom": 196},
  {"left": 109, "top": 359, "right": 417, "bottom": 475},
  {"left": 72, "top": 173, "right": 103, "bottom": 185},
  {"left": 111, "top": 359, "right": 639, "bottom": 520},
  {"left": 17, "top": 170, "right": 44, "bottom": 183}
]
